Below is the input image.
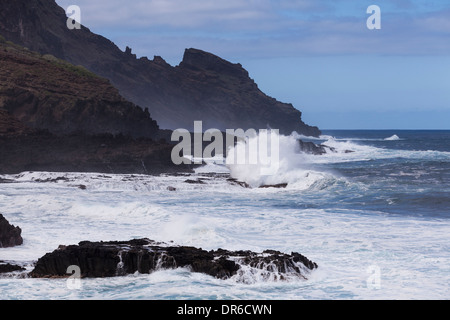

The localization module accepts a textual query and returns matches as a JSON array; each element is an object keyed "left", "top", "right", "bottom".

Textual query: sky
[{"left": 56, "top": 0, "right": 450, "bottom": 129}]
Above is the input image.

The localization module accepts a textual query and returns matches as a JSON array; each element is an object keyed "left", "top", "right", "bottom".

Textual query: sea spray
[{"left": 226, "top": 132, "right": 338, "bottom": 189}]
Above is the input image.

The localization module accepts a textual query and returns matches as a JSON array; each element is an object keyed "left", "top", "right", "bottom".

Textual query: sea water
[{"left": 0, "top": 130, "right": 449, "bottom": 299}]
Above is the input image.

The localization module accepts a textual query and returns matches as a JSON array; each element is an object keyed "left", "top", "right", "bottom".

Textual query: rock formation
[
  {"left": 0, "top": 262, "right": 25, "bottom": 274},
  {"left": 0, "top": 214, "right": 23, "bottom": 248},
  {"left": 297, "top": 140, "right": 329, "bottom": 155},
  {"left": 30, "top": 239, "right": 318, "bottom": 281},
  {"left": 0, "top": 0, "right": 321, "bottom": 136},
  {"left": 0, "top": 40, "right": 159, "bottom": 139},
  {"left": 0, "top": 39, "right": 191, "bottom": 174}
]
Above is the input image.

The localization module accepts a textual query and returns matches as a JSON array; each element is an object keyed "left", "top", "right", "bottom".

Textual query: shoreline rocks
[
  {"left": 297, "top": 139, "right": 354, "bottom": 155},
  {"left": 0, "top": 214, "right": 23, "bottom": 248},
  {"left": 29, "top": 239, "right": 318, "bottom": 281},
  {"left": 0, "top": 262, "right": 26, "bottom": 274}
]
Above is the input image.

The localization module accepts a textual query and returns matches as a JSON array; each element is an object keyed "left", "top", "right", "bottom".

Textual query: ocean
[{"left": 0, "top": 130, "right": 449, "bottom": 300}]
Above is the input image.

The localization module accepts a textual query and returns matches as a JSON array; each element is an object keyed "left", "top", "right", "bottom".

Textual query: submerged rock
[
  {"left": 259, "top": 183, "right": 288, "bottom": 189},
  {"left": 0, "top": 214, "right": 23, "bottom": 248},
  {"left": 29, "top": 239, "right": 318, "bottom": 281},
  {"left": 184, "top": 179, "right": 206, "bottom": 184}
]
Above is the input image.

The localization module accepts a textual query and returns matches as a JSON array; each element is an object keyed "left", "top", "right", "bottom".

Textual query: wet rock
[
  {"left": 259, "top": 183, "right": 288, "bottom": 189},
  {"left": 0, "top": 262, "right": 26, "bottom": 274},
  {"left": 184, "top": 179, "right": 206, "bottom": 184},
  {"left": 297, "top": 140, "right": 327, "bottom": 155},
  {"left": 29, "top": 239, "right": 318, "bottom": 281},
  {"left": 0, "top": 214, "right": 23, "bottom": 248},
  {"left": 227, "top": 178, "right": 250, "bottom": 188}
]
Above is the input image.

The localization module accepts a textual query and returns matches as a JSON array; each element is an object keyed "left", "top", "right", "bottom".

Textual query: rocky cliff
[
  {"left": 0, "top": 40, "right": 187, "bottom": 174},
  {"left": 0, "top": 0, "right": 321, "bottom": 136},
  {"left": 0, "top": 39, "right": 159, "bottom": 138}
]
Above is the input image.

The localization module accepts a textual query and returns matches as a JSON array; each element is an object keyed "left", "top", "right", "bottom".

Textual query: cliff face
[
  {"left": 0, "top": 40, "right": 159, "bottom": 138},
  {"left": 0, "top": 40, "right": 184, "bottom": 174},
  {"left": 0, "top": 0, "right": 321, "bottom": 136}
]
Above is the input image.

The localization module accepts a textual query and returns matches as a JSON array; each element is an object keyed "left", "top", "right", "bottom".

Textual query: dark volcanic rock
[
  {"left": 29, "top": 239, "right": 318, "bottom": 281},
  {"left": 0, "top": 41, "right": 194, "bottom": 175},
  {"left": 227, "top": 178, "right": 250, "bottom": 188},
  {"left": 0, "top": 40, "right": 159, "bottom": 139},
  {"left": 297, "top": 139, "right": 354, "bottom": 155},
  {"left": 298, "top": 140, "right": 328, "bottom": 155},
  {"left": 0, "top": 262, "right": 26, "bottom": 274},
  {"left": 0, "top": 0, "right": 321, "bottom": 137},
  {"left": 184, "top": 179, "right": 206, "bottom": 184},
  {"left": 0, "top": 214, "right": 23, "bottom": 248},
  {"left": 259, "top": 183, "right": 288, "bottom": 189},
  {"left": 0, "top": 131, "right": 190, "bottom": 175}
]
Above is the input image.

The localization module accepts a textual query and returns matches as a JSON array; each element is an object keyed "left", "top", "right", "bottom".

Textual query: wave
[
  {"left": 384, "top": 134, "right": 401, "bottom": 141},
  {"left": 293, "top": 132, "right": 404, "bottom": 142},
  {"left": 225, "top": 132, "right": 348, "bottom": 189},
  {"left": 4, "top": 132, "right": 447, "bottom": 194},
  {"left": 225, "top": 131, "right": 450, "bottom": 189}
]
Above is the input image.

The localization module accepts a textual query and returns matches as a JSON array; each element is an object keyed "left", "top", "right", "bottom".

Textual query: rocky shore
[{"left": 1, "top": 213, "right": 318, "bottom": 281}]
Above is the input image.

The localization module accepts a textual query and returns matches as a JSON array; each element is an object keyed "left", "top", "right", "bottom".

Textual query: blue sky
[{"left": 56, "top": 0, "right": 450, "bottom": 129}]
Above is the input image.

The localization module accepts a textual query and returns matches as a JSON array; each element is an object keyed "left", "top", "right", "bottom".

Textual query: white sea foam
[
  {"left": 292, "top": 132, "right": 400, "bottom": 142},
  {"left": 225, "top": 132, "right": 340, "bottom": 189},
  {"left": 1, "top": 132, "right": 449, "bottom": 299},
  {"left": 1, "top": 183, "right": 449, "bottom": 299},
  {"left": 384, "top": 134, "right": 401, "bottom": 141}
]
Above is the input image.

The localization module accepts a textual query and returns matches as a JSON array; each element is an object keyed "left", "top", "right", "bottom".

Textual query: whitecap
[{"left": 384, "top": 134, "right": 401, "bottom": 141}]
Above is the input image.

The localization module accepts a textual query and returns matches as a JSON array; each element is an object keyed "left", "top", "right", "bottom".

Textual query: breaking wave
[
  {"left": 384, "top": 134, "right": 401, "bottom": 141},
  {"left": 225, "top": 132, "right": 346, "bottom": 189}
]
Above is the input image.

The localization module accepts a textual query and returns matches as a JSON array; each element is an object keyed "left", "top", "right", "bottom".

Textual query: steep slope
[
  {"left": 0, "top": 39, "right": 159, "bottom": 138},
  {"left": 0, "top": 0, "right": 321, "bottom": 136},
  {"left": 0, "top": 40, "right": 183, "bottom": 174}
]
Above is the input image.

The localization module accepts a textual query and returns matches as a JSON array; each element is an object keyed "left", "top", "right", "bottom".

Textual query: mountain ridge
[
  {"left": 0, "top": 38, "right": 185, "bottom": 174},
  {"left": 0, "top": 0, "right": 321, "bottom": 136}
]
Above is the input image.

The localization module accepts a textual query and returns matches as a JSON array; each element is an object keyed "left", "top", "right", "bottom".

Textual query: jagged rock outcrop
[
  {"left": 0, "top": 0, "right": 321, "bottom": 136},
  {"left": 29, "top": 239, "right": 318, "bottom": 281},
  {"left": 0, "top": 214, "right": 23, "bottom": 248}
]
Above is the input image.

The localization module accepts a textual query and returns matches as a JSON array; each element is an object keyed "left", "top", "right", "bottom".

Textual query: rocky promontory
[{"left": 29, "top": 239, "right": 318, "bottom": 282}]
